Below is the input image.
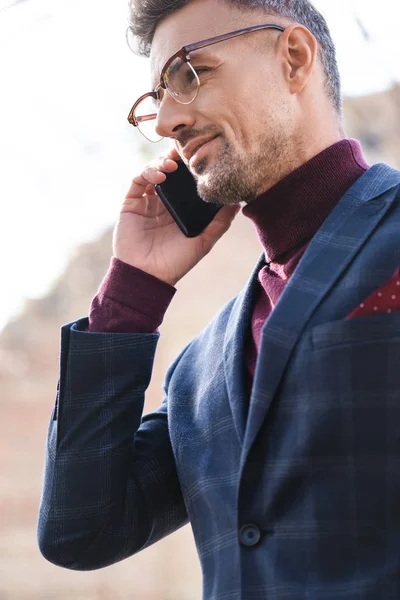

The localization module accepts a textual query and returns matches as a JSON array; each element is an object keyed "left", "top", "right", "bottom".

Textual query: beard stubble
[{"left": 193, "top": 129, "right": 293, "bottom": 206}]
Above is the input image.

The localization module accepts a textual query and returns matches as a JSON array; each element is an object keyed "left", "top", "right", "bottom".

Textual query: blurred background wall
[{"left": 1, "top": 0, "right": 400, "bottom": 598}]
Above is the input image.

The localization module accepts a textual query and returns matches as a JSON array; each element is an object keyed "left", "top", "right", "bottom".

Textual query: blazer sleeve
[{"left": 37, "top": 317, "right": 189, "bottom": 571}]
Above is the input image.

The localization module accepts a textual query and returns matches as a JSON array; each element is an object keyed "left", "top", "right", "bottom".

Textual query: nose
[{"left": 155, "top": 92, "right": 196, "bottom": 139}]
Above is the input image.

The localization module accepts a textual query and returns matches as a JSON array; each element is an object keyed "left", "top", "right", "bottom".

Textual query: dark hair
[{"left": 128, "top": 0, "right": 342, "bottom": 114}]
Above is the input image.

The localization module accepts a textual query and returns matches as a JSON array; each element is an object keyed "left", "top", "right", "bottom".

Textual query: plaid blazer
[{"left": 38, "top": 163, "right": 400, "bottom": 599}]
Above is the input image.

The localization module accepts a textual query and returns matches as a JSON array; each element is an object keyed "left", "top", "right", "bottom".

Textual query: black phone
[{"left": 155, "top": 160, "right": 224, "bottom": 237}]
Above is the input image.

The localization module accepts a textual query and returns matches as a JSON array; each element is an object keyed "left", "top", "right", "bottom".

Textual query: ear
[{"left": 278, "top": 24, "right": 318, "bottom": 95}]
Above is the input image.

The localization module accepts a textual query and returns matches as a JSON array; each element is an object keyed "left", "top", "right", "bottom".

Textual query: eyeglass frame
[{"left": 127, "top": 23, "right": 285, "bottom": 131}]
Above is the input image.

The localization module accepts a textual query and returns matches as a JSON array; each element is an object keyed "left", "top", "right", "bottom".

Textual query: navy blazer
[{"left": 38, "top": 163, "right": 400, "bottom": 599}]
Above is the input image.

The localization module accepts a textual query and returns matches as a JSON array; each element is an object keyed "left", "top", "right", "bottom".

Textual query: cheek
[
  {"left": 196, "top": 72, "right": 277, "bottom": 143},
  {"left": 230, "top": 75, "right": 273, "bottom": 124},
  {"left": 229, "top": 91, "right": 270, "bottom": 139}
]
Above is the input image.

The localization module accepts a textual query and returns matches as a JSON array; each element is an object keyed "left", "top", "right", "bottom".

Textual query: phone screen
[{"left": 155, "top": 161, "right": 224, "bottom": 237}]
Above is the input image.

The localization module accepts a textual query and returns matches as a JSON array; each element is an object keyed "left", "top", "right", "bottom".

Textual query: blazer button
[{"left": 239, "top": 524, "right": 261, "bottom": 547}]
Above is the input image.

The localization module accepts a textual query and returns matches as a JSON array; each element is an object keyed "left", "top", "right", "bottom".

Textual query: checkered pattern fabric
[{"left": 38, "top": 164, "right": 400, "bottom": 599}]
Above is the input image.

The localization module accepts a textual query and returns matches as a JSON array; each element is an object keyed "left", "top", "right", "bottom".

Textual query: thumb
[
  {"left": 217, "top": 203, "right": 241, "bottom": 222},
  {"left": 219, "top": 204, "right": 241, "bottom": 219},
  {"left": 201, "top": 203, "right": 241, "bottom": 242}
]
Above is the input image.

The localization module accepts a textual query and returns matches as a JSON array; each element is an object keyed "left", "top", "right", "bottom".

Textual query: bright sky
[{"left": 0, "top": 0, "right": 399, "bottom": 332}]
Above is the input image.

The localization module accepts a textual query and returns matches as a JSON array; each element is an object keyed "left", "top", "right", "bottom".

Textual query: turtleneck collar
[{"left": 242, "top": 139, "right": 369, "bottom": 263}]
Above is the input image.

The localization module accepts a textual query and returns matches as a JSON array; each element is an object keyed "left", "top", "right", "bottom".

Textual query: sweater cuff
[{"left": 88, "top": 257, "right": 177, "bottom": 334}]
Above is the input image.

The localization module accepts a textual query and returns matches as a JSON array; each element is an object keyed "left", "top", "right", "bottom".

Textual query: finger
[
  {"left": 164, "top": 146, "right": 182, "bottom": 162},
  {"left": 126, "top": 169, "right": 166, "bottom": 199},
  {"left": 126, "top": 159, "right": 178, "bottom": 200},
  {"left": 162, "top": 158, "right": 179, "bottom": 171},
  {"left": 145, "top": 183, "right": 155, "bottom": 196},
  {"left": 153, "top": 157, "right": 179, "bottom": 172}
]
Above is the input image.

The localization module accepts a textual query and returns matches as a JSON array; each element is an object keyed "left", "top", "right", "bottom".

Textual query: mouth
[{"left": 188, "top": 136, "right": 219, "bottom": 169}]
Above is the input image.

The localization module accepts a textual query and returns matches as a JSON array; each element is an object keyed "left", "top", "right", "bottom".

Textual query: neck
[
  {"left": 257, "top": 100, "right": 346, "bottom": 196},
  {"left": 255, "top": 124, "right": 345, "bottom": 200},
  {"left": 242, "top": 138, "right": 369, "bottom": 264}
]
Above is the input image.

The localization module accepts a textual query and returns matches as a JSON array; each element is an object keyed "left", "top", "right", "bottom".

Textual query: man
[{"left": 38, "top": 0, "right": 400, "bottom": 598}]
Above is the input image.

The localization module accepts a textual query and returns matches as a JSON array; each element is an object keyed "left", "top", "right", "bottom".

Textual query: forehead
[{"left": 150, "top": 0, "right": 264, "bottom": 82}]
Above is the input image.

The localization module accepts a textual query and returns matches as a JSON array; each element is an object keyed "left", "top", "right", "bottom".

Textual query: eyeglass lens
[
  {"left": 135, "top": 96, "right": 162, "bottom": 142},
  {"left": 135, "top": 57, "right": 200, "bottom": 142}
]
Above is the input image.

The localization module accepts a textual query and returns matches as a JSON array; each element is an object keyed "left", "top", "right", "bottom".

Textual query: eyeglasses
[{"left": 127, "top": 23, "right": 285, "bottom": 142}]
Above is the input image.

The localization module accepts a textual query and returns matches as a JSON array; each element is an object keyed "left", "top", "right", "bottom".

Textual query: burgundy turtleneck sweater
[{"left": 88, "top": 139, "right": 369, "bottom": 396}]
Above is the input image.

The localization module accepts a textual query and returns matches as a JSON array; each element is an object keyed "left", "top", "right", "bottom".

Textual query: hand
[{"left": 113, "top": 147, "right": 240, "bottom": 286}]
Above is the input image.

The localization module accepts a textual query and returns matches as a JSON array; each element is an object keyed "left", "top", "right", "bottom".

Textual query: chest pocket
[{"left": 298, "top": 311, "right": 400, "bottom": 458}]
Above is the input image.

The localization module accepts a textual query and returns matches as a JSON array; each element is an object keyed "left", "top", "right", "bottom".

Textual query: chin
[{"left": 196, "top": 178, "right": 219, "bottom": 204}]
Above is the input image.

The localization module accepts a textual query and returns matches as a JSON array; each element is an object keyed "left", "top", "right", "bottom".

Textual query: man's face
[{"left": 150, "top": 0, "right": 301, "bottom": 205}]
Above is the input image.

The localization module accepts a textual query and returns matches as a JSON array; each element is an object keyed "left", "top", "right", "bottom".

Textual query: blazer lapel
[
  {"left": 240, "top": 163, "right": 400, "bottom": 459},
  {"left": 223, "top": 253, "right": 264, "bottom": 445}
]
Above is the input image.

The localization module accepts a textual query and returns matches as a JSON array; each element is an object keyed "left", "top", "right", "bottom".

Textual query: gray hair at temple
[{"left": 127, "top": 0, "right": 342, "bottom": 115}]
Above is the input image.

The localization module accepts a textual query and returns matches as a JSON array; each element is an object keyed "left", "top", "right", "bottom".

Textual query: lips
[{"left": 182, "top": 136, "right": 218, "bottom": 162}]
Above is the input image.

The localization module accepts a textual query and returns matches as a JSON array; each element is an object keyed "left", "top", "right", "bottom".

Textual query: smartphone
[{"left": 155, "top": 160, "right": 224, "bottom": 237}]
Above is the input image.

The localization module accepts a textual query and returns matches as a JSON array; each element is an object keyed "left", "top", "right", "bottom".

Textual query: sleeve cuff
[{"left": 88, "top": 257, "right": 177, "bottom": 334}]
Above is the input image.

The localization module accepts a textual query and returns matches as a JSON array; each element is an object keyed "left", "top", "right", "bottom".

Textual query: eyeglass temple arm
[
  {"left": 136, "top": 113, "right": 157, "bottom": 124},
  {"left": 129, "top": 23, "right": 286, "bottom": 125},
  {"left": 183, "top": 24, "right": 284, "bottom": 55},
  {"left": 159, "top": 23, "right": 284, "bottom": 86}
]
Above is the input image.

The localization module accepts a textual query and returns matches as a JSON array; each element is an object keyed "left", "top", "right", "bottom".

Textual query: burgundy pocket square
[{"left": 346, "top": 267, "right": 400, "bottom": 319}]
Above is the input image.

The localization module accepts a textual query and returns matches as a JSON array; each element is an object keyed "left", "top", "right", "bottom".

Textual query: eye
[
  {"left": 184, "top": 66, "right": 210, "bottom": 86},
  {"left": 193, "top": 67, "right": 210, "bottom": 76},
  {"left": 185, "top": 67, "right": 210, "bottom": 85}
]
